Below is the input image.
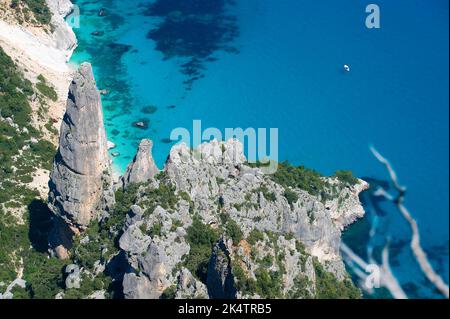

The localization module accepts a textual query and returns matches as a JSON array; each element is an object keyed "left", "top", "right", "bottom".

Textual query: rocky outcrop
[
  {"left": 65, "top": 264, "right": 81, "bottom": 289},
  {"left": 175, "top": 268, "right": 208, "bottom": 299},
  {"left": 113, "top": 138, "right": 367, "bottom": 299},
  {"left": 48, "top": 63, "right": 115, "bottom": 257},
  {"left": 207, "top": 239, "right": 237, "bottom": 299},
  {"left": 164, "top": 140, "right": 368, "bottom": 266},
  {"left": 121, "top": 139, "right": 159, "bottom": 188},
  {"left": 46, "top": 0, "right": 78, "bottom": 60},
  {"left": 0, "top": 278, "right": 26, "bottom": 300},
  {"left": 122, "top": 273, "right": 154, "bottom": 299},
  {"left": 120, "top": 203, "right": 191, "bottom": 299}
]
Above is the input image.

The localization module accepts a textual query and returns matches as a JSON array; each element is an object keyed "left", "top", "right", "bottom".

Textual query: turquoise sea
[{"left": 70, "top": 0, "right": 449, "bottom": 298}]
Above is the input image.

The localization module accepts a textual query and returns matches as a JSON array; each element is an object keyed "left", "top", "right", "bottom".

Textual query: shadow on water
[
  {"left": 143, "top": 0, "right": 240, "bottom": 90},
  {"left": 343, "top": 176, "right": 392, "bottom": 258},
  {"left": 359, "top": 176, "right": 391, "bottom": 217}
]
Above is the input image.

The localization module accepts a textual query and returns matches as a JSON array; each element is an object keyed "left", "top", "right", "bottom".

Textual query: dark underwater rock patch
[
  {"left": 141, "top": 105, "right": 158, "bottom": 114},
  {"left": 107, "top": 42, "right": 132, "bottom": 55},
  {"left": 91, "top": 31, "right": 105, "bottom": 37},
  {"left": 143, "top": 0, "right": 239, "bottom": 90}
]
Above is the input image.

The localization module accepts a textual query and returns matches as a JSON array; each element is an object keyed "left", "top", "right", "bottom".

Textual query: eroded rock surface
[
  {"left": 48, "top": 63, "right": 114, "bottom": 257},
  {"left": 122, "top": 139, "right": 159, "bottom": 188},
  {"left": 114, "top": 139, "right": 368, "bottom": 299}
]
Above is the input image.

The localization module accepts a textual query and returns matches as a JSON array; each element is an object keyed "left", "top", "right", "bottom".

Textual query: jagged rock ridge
[{"left": 115, "top": 139, "right": 368, "bottom": 299}]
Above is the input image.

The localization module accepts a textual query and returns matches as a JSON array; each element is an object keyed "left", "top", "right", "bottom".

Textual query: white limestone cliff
[{"left": 0, "top": 0, "right": 77, "bottom": 122}]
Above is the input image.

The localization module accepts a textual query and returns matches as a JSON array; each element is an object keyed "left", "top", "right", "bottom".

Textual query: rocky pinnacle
[
  {"left": 48, "top": 62, "right": 114, "bottom": 258},
  {"left": 122, "top": 139, "right": 160, "bottom": 188}
]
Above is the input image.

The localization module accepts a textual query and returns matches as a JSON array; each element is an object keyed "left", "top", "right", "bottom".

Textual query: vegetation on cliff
[
  {"left": 249, "top": 161, "right": 358, "bottom": 201},
  {"left": 9, "top": 0, "right": 52, "bottom": 26},
  {"left": 184, "top": 216, "right": 220, "bottom": 283},
  {"left": 313, "top": 258, "right": 361, "bottom": 299},
  {"left": 36, "top": 74, "right": 58, "bottom": 102},
  {"left": 0, "top": 47, "right": 59, "bottom": 298}
]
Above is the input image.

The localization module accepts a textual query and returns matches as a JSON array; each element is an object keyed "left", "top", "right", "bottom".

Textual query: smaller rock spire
[{"left": 122, "top": 139, "right": 159, "bottom": 188}]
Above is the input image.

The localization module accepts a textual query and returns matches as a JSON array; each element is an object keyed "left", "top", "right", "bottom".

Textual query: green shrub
[
  {"left": 232, "top": 262, "right": 257, "bottom": 296},
  {"left": 284, "top": 232, "right": 295, "bottom": 241},
  {"left": 288, "top": 274, "right": 313, "bottom": 299},
  {"left": 255, "top": 185, "right": 276, "bottom": 202},
  {"left": 23, "top": 251, "right": 67, "bottom": 299},
  {"left": 260, "top": 255, "right": 274, "bottom": 268},
  {"left": 333, "top": 170, "right": 359, "bottom": 186},
  {"left": 140, "top": 181, "right": 178, "bottom": 216},
  {"left": 36, "top": 75, "right": 58, "bottom": 101},
  {"left": 283, "top": 188, "right": 299, "bottom": 206},
  {"left": 149, "top": 222, "right": 162, "bottom": 238},
  {"left": 254, "top": 268, "right": 283, "bottom": 299},
  {"left": 72, "top": 225, "right": 103, "bottom": 270},
  {"left": 247, "top": 229, "right": 264, "bottom": 245},
  {"left": 170, "top": 218, "right": 183, "bottom": 231},
  {"left": 0, "top": 47, "right": 82, "bottom": 300},
  {"left": 313, "top": 258, "right": 361, "bottom": 299},
  {"left": 220, "top": 213, "right": 243, "bottom": 244},
  {"left": 184, "top": 216, "right": 220, "bottom": 283},
  {"left": 13, "top": 0, "right": 52, "bottom": 26},
  {"left": 113, "top": 183, "right": 141, "bottom": 216},
  {"left": 179, "top": 191, "right": 191, "bottom": 203},
  {"left": 271, "top": 161, "right": 329, "bottom": 198},
  {"left": 0, "top": 47, "right": 33, "bottom": 127},
  {"left": 29, "top": 139, "right": 56, "bottom": 170},
  {"left": 44, "top": 119, "right": 58, "bottom": 135},
  {"left": 63, "top": 273, "right": 112, "bottom": 299},
  {"left": 161, "top": 285, "right": 177, "bottom": 299},
  {"left": 0, "top": 214, "right": 28, "bottom": 283}
]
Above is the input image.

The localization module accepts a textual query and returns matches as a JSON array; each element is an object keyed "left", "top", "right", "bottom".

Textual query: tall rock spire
[
  {"left": 122, "top": 139, "right": 159, "bottom": 188},
  {"left": 48, "top": 62, "right": 114, "bottom": 258}
]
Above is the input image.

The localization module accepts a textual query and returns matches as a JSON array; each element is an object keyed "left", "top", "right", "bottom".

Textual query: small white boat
[{"left": 344, "top": 64, "right": 350, "bottom": 72}]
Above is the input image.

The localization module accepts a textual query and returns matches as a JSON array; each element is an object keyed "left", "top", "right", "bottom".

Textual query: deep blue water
[{"left": 70, "top": 0, "right": 449, "bottom": 298}]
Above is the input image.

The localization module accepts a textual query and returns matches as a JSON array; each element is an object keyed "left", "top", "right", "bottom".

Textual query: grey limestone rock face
[
  {"left": 119, "top": 203, "right": 191, "bottom": 299},
  {"left": 122, "top": 139, "right": 159, "bottom": 188},
  {"left": 122, "top": 273, "right": 154, "bottom": 299},
  {"left": 163, "top": 140, "right": 367, "bottom": 261},
  {"left": 119, "top": 224, "right": 151, "bottom": 255},
  {"left": 114, "top": 139, "right": 367, "bottom": 298},
  {"left": 47, "top": 116, "right": 365, "bottom": 298},
  {"left": 48, "top": 63, "right": 115, "bottom": 257},
  {"left": 175, "top": 268, "right": 208, "bottom": 299},
  {"left": 46, "top": 0, "right": 78, "bottom": 59},
  {"left": 65, "top": 264, "right": 81, "bottom": 289}
]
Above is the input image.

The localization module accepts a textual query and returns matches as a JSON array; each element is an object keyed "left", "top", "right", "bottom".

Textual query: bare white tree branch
[
  {"left": 370, "top": 146, "right": 449, "bottom": 299},
  {"left": 341, "top": 242, "right": 407, "bottom": 299}
]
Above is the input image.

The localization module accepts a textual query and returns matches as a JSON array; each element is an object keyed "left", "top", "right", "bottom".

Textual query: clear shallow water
[{"left": 70, "top": 0, "right": 449, "bottom": 298}]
